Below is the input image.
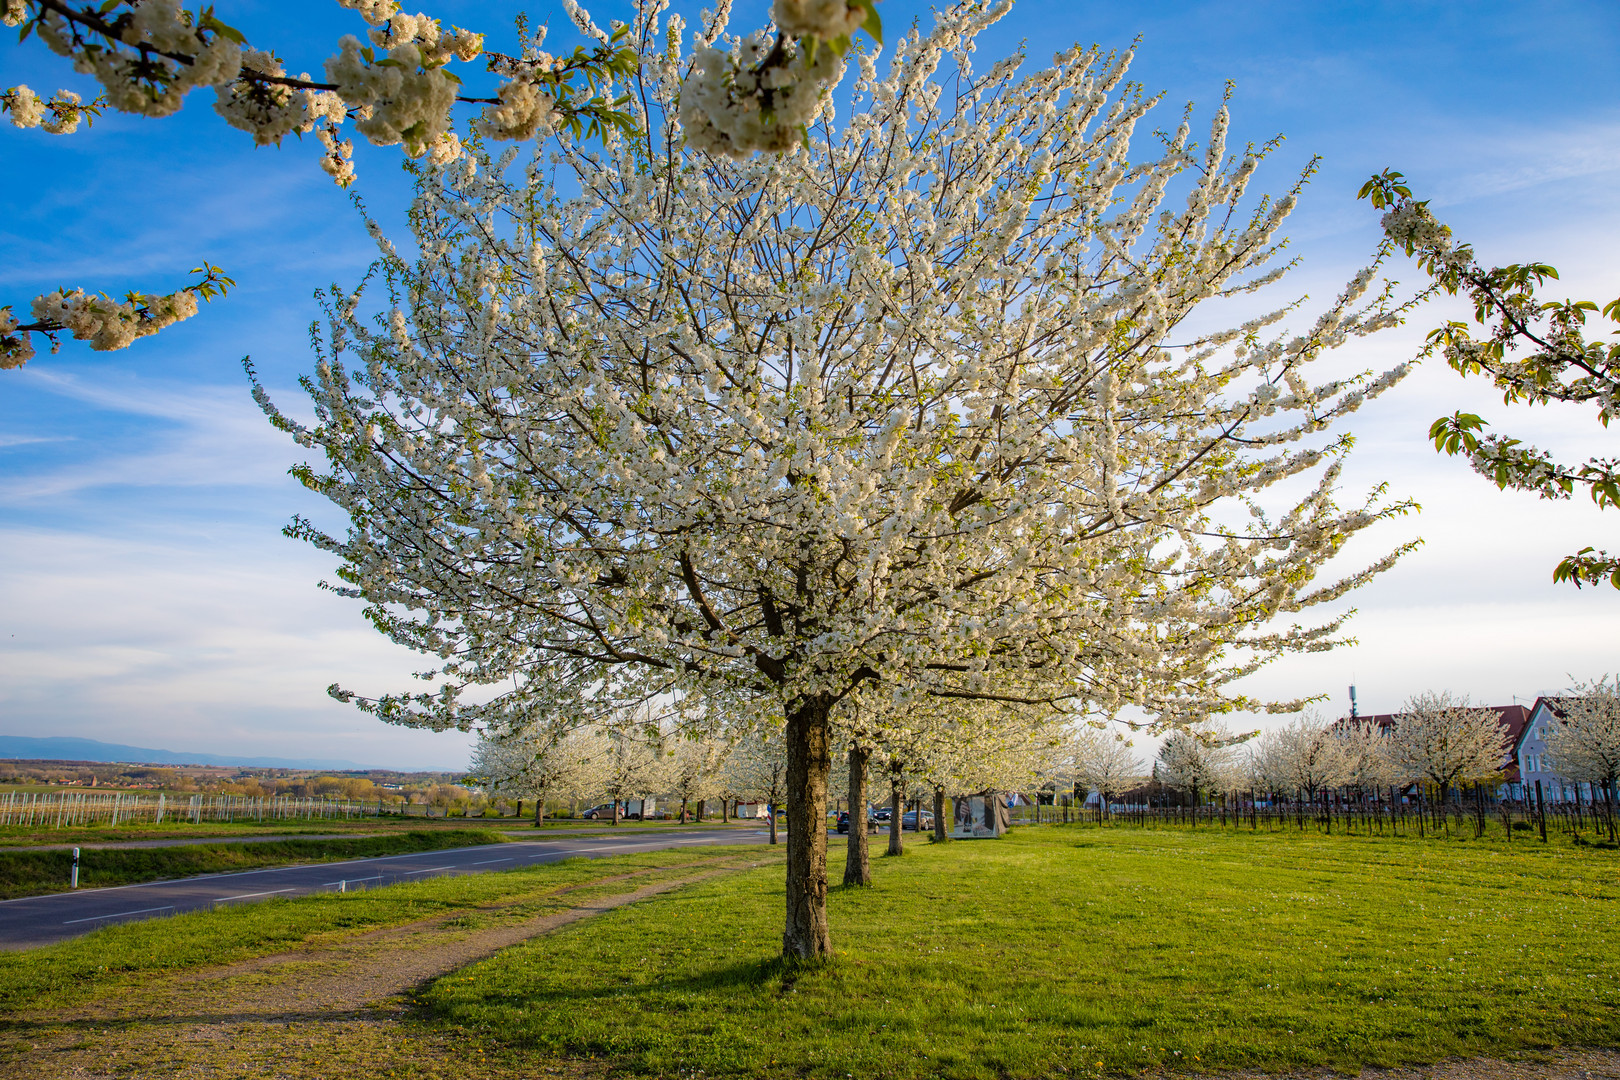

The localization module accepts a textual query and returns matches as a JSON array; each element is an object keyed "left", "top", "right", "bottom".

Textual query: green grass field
[
  {"left": 0, "top": 828, "right": 508, "bottom": 898},
  {"left": 424, "top": 826, "right": 1620, "bottom": 1078}
]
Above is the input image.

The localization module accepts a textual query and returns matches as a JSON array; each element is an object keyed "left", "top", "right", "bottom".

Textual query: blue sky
[{"left": 2, "top": 0, "right": 1617, "bottom": 769}]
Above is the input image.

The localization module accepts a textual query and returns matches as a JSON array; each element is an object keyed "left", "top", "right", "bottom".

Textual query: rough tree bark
[
  {"left": 534, "top": 794, "right": 545, "bottom": 827},
  {"left": 697, "top": 798, "right": 705, "bottom": 823},
  {"left": 887, "top": 765, "right": 904, "bottom": 856},
  {"left": 844, "top": 743, "right": 872, "bottom": 886},
  {"left": 933, "top": 785, "right": 947, "bottom": 842},
  {"left": 783, "top": 695, "right": 833, "bottom": 960}
]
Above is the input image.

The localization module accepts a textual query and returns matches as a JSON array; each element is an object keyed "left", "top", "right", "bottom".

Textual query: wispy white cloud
[
  {"left": 0, "top": 371, "right": 307, "bottom": 502},
  {"left": 0, "top": 434, "right": 73, "bottom": 448},
  {"left": 1426, "top": 118, "right": 1620, "bottom": 204},
  {"left": 0, "top": 527, "right": 474, "bottom": 770}
]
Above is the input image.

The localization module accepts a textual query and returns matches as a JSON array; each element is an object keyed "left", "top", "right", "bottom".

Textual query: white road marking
[
  {"left": 467, "top": 857, "right": 514, "bottom": 866},
  {"left": 402, "top": 865, "right": 455, "bottom": 875},
  {"left": 213, "top": 888, "right": 297, "bottom": 902},
  {"left": 63, "top": 905, "right": 176, "bottom": 925}
]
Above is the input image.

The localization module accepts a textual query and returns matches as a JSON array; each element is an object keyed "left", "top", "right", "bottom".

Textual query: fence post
[{"left": 1535, "top": 780, "right": 1547, "bottom": 843}]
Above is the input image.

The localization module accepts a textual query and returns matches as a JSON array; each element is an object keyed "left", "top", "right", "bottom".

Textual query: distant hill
[{"left": 0, "top": 735, "right": 373, "bottom": 771}]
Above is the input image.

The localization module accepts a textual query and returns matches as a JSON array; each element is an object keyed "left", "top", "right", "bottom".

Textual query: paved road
[{"left": 0, "top": 827, "right": 772, "bottom": 951}]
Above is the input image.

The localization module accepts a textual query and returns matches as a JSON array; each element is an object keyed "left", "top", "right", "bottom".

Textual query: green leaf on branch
[
  {"left": 1553, "top": 547, "right": 1620, "bottom": 591},
  {"left": 1356, "top": 168, "right": 1411, "bottom": 210},
  {"left": 855, "top": 0, "right": 884, "bottom": 45},
  {"left": 1429, "top": 412, "right": 1485, "bottom": 456}
]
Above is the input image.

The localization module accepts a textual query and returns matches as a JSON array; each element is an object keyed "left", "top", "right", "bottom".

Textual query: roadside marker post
[{"left": 71, "top": 847, "right": 80, "bottom": 889}]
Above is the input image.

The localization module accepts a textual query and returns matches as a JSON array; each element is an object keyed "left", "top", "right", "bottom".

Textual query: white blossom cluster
[
  {"left": 13, "top": 0, "right": 485, "bottom": 172},
  {"left": 2, "top": 0, "right": 27, "bottom": 27},
  {"left": 27, "top": 286, "right": 199, "bottom": 352},
  {"left": 2, "top": 85, "right": 87, "bottom": 132},
  {"left": 213, "top": 50, "right": 348, "bottom": 149},
  {"left": 332, "top": 6, "right": 483, "bottom": 163},
  {"left": 32, "top": 0, "right": 244, "bottom": 117},
  {"left": 0, "top": 307, "right": 35, "bottom": 369},
  {"left": 1380, "top": 199, "right": 1450, "bottom": 254},
  {"left": 772, "top": 0, "right": 868, "bottom": 41},
  {"left": 679, "top": 31, "right": 839, "bottom": 156},
  {"left": 472, "top": 77, "right": 559, "bottom": 142}
]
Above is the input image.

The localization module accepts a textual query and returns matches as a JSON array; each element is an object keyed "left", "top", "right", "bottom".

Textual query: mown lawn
[{"left": 425, "top": 826, "right": 1620, "bottom": 1078}]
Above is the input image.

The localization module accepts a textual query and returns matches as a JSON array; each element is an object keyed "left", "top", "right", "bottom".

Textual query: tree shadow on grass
[{"left": 420, "top": 951, "right": 819, "bottom": 1018}]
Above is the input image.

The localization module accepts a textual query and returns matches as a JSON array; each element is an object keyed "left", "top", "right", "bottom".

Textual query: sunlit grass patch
[{"left": 424, "top": 827, "right": 1620, "bottom": 1078}]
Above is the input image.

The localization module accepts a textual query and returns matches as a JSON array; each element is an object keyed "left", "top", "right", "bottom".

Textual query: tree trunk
[
  {"left": 782, "top": 695, "right": 833, "bottom": 960},
  {"left": 612, "top": 799, "right": 621, "bottom": 826},
  {"left": 722, "top": 798, "right": 728, "bottom": 823},
  {"left": 768, "top": 804, "right": 778, "bottom": 845},
  {"left": 887, "top": 766, "right": 905, "bottom": 856},
  {"left": 697, "top": 798, "right": 705, "bottom": 823},
  {"left": 843, "top": 744, "right": 872, "bottom": 886},
  {"left": 933, "top": 785, "right": 947, "bottom": 842},
  {"left": 534, "top": 795, "right": 545, "bottom": 827},
  {"left": 680, "top": 798, "right": 688, "bottom": 825}
]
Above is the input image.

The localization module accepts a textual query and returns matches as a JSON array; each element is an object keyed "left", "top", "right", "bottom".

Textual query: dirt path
[{"left": 0, "top": 858, "right": 759, "bottom": 1079}]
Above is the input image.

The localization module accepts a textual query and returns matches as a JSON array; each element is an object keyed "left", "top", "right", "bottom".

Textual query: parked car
[
  {"left": 900, "top": 811, "right": 935, "bottom": 830},
  {"left": 835, "top": 811, "right": 851, "bottom": 833},
  {"left": 581, "top": 803, "right": 617, "bottom": 820},
  {"left": 870, "top": 807, "right": 892, "bottom": 823}
]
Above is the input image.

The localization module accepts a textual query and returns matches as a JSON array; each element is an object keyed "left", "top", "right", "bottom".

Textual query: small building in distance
[{"left": 1512, "top": 697, "right": 1604, "bottom": 805}]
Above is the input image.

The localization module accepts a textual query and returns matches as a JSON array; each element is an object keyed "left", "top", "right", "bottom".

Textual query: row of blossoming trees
[
  {"left": 1072, "top": 679, "right": 1620, "bottom": 836},
  {"left": 5, "top": 0, "right": 1607, "bottom": 960}
]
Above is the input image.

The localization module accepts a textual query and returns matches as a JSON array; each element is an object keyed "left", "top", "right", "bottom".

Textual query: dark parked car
[
  {"left": 900, "top": 811, "right": 935, "bottom": 830},
  {"left": 870, "top": 807, "right": 892, "bottom": 823},
  {"left": 581, "top": 803, "right": 617, "bottom": 820}
]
